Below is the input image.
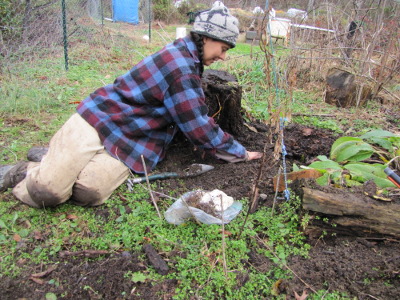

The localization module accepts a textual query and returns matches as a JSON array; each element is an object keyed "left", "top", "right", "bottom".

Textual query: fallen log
[{"left": 302, "top": 187, "right": 400, "bottom": 237}]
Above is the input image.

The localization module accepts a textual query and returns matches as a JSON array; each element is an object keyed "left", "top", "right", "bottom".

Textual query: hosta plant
[{"left": 299, "top": 129, "right": 400, "bottom": 188}]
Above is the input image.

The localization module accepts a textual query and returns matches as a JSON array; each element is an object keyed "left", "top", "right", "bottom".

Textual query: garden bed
[{"left": 2, "top": 121, "right": 399, "bottom": 299}]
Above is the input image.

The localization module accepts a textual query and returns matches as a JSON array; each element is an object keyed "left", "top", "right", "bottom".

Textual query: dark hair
[{"left": 190, "top": 32, "right": 204, "bottom": 77}]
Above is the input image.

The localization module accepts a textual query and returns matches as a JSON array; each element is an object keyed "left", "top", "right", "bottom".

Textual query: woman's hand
[{"left": 247, "top": 151, "right": 263, "bottom": 161}]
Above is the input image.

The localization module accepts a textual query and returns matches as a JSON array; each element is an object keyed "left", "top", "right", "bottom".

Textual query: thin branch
[
  {"left": 59, "top": 250, "right": 110, "bottom": 258},
  {"left": 179, "top": 191, "right": 202, "bottom": 225},
  {"left": 141, "top": 155, "right": 162, "bottom": 220},
  {"left": 220, "top": 195, "right": 228, "bottom": 278},
  {"left": 292, "top": 113, "right": 336, "bottom": 117},
  {"left": 0, "top": 145, "right": 18, "bottom": 161},
  {"left": 271, "top": 167, "right": 282, "bottom": 216}
]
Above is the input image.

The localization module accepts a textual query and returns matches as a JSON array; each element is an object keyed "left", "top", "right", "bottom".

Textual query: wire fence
[
  {"left": 1, "top": 0, "right": 398, "bottom": 103},
  {"left": 0, "top": 0, "right": 161, "bottom": 72}
]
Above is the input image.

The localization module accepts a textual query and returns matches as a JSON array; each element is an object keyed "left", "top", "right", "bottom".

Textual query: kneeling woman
[{"left": 7, "top": 1, "right": 262, "bottom": 208}]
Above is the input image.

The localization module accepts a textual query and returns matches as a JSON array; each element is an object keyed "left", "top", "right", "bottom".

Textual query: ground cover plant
[{"left": 1, "top": 1, "right": 400, "bottom": 299}]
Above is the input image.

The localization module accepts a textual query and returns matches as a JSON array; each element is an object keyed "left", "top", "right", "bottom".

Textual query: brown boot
[
  {"left": 0, "top": 162, "right": 29, "bottom": 192},
  {"left": 0, "top": 165, "right": 14, "bottom": 192},
  {"left": 27, "top": 147, "right": 48, "bottom": 162}
]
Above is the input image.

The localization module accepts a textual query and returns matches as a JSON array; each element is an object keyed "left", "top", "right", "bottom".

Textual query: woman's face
[{"left": 202, "top": 37, "right": 231, "bottom": 66}]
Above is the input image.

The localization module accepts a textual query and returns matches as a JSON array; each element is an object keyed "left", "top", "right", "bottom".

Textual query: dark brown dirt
[{"left": 1, "top": 122, "right": 400, "bottom": 299}]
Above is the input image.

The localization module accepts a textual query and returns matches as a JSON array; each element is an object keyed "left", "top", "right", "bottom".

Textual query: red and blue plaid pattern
[{"left": 77, "top": 36, "right": 246, "bottom": 174}]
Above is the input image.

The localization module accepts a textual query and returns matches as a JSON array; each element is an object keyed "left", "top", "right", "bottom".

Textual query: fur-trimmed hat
[{"left": 191, "top": 1, "right": 239, "bottom": 48}]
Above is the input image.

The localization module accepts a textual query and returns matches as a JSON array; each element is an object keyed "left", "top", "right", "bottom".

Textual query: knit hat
[{"left": 191, "top": 1, "right": 239, "bottom": 48}]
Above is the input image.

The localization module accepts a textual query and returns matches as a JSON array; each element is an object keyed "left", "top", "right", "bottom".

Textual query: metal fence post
[
  {"left": 61, "top": 0, "right": 69, "bottom": 71},
  {"left": 148, "top": 0, "right": 152, "bottom": 42},
  {"left": 100, "top": 0, "right": 104, "bottom": 26}
]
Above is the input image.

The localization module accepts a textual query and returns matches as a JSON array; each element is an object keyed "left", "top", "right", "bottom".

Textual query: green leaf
[
  {"left": 373, "top": 177, "right": 395, "bottom": 188},
  {"left": 45, "top": 292, "right": 57, "bottom": 300},
  {"left": 119, "top": 205, "right": 126, "bottom": 215},
  {"left": 344, "top": 149, "right": 374, "bottom": 162},
  {"left": 331, "top": 137, "right": 361, "bottom": 153},
  {"left": 330, "top": 170, "right": 343, "bottom": 182},
  {"left": 330, "top": 137, "right": 361, "bottom": 161},
  {"left": 11, "top": 213, "right": 19, "bottom": 226},
  {"left": 368, "top": 137, "right": 393, "bottom": 152},
  {"left": 0, "top": 219, "right": 9, "bottom": 230},
  {"left": 131, "top": 272, "right": 147, "bottom": 283},
  {"left": 292, "top": 163, "right": 300, "bottom": 172},
  {"left": 316, "top": 155, "right": 330, "bottom": 161},
  {"left": 359, "top": 129, "right": 396, "bottom": 139},
  {"left": 331, "top": 138, "right": 374, "bottom": 163},
  {"left": 388, "top": 136, "right": 400, "bottom": 148},
  {"left": 344, "top": 163, "right": 395, "bottom": 188},
  {"left": 316, "top": 173, "right": 330, "bottom": 186},
  {"left": 18, "top": 229, "right": 30, "bottom": 238},
  {"left": 343, "top": 178, "right": 363, "bottom": 187},
  {"left": 308, "top": 160, "right": 342, "bottom": 171}
]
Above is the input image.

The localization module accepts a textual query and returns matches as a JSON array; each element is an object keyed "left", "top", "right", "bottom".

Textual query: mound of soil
[{"left": 2, "top": 122, "right": 399, "bottom": 299}]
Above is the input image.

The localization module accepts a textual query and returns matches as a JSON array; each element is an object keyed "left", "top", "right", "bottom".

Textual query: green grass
[{"left": 0, "top": 183, "right": 313, "bottom": 298}]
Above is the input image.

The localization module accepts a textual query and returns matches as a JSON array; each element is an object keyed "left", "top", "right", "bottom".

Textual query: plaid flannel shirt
[{"left": 77, "top": 36, "right": 246, "bottom": 174}]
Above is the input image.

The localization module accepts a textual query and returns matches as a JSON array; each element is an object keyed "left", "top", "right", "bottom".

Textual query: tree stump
[
  {"left": 324, "top": 68, "right": 372, "bottom": 108},
  {"left": 202, "top": 69, "right": 244, "bottom": 136}
]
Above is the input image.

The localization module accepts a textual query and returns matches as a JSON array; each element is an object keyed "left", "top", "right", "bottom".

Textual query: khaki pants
[{"left": 13, "top": 113, "right": 130, "bottom": 208}]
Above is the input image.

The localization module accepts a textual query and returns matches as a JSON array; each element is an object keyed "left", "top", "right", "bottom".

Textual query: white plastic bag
[{"left": 164, "top": 190, "right": 242, "bottom": 225}]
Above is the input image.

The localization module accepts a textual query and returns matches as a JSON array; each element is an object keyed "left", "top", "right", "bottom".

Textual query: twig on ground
[
  {"left": 31, "top": 265, "right": 57, "bottom": 278},
  {"left": 141, "top": 155, "right": 162, "bottom": 220},
  {"left": 148, "top": 190, "right": 201, "bottom": 224},
  {"left": 0, "top": 145, "right": 18, "bottom": 161},
  {"left": 320, "top": 287, "right": 329, "bottom": 299},
  {"left": 383, "top": 87, "right": 400, "bottom": 101},
  {"left": 179, "top": 193, "right": 202, "bottom": 225},
  {"left": 272, "top": 166, "right": 282, "bottom": 216},
  {"left": 127, "top": 176, "right": 201, "bottom": 224},
  {"left": 238, "top": 137, "right": 271, "bottom": 238},
  {"left": 195, "top": 256, "right": 219, "bottom": 298},
  {"left": 220, "top": 195, "right": 228, "bottom": 278},
  {"left": 292, "top": 113, "right": 336, "bottom": 117},
  {"left": 59, "top": 250, "right": 110, "bottom": 257},
  {"left": 361, "top": 293, "right": 381, "bottom": 300}
]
